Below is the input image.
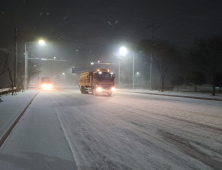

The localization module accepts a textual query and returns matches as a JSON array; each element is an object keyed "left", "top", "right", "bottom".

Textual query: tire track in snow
[
  {"left": 51, "top": 89, "right": 221, "bottom": 170},
  {"left": 111, "top": 100, "right": 222, "bottom": 132},
  {"left": 111, "top": 102, "right": 222, "bottom": 169},
  {"left": 122, "top": 112, "right": 222, "bottom": 156},
  {"left": 55, "top": 97, "right": 204, "bottom": 169},
  {"left": 54, "top": 106, "right": 82, "bottom": 170},
  {"left": 53, "top": 104, "right": 135, "bottom": 170},
  {"left": 112, "top": 101, "right": 222, "bottom": 152},
  {"left": 113, "top": 93, "right": 222, "bottom": 125},
  {"left": 51, "top": 92, "right": 178, "bottom": 169},
  {"left": 158, "top": 129, "right": 222, "bottom": 170},
  {"left": 80, "top": 102, "right": 216, "bottom": 170},
  {"left": 52, "top": 93, "right": 133, "bottom": 170}
]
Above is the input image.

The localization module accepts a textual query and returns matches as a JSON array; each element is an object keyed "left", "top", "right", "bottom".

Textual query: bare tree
[
  {"left": 188, "top": 35, "right": 222, "bottom": 96},
  {"left": 16, "top": 60, "right": 25, "bottom": 91},
  {"left": 0, "top": 51, "right": 41, "bottom": 93},
  {"left": 0, "top": 51, "right": 10, "bottom": 101},
  {"left": 215, "top": 72, "right": 222, "bottom": 93},
  {"left": 0, "top": 51, "right": 16, "bottom": 95},
  {"left": 138, "top": 39, "right": 180, "bottom": 92},
  {"left": 187, "top": 71, "right": 206, "bottom": 92},
  {"left": 170, "top": 75, "right": 184, "bottom": 91},
  {"left": 27, "top": 61, "right": 41, "bottom": 88},
  {"left": 0, "top": 51, "right": 9, "bottom": 76},
  {"left": 6, "top": 57, "right": 15, "bottom": 95}
]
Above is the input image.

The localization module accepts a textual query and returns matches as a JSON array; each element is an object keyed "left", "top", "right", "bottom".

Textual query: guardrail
[
  {"left": 0, "top": 87, "right": 17, "bottom": 102},
  {"left": 0, "top": 88, "right": 10, "bottom": 93},
  {"left": 0, "top": 87, "right": 17, "bottom": 95}
]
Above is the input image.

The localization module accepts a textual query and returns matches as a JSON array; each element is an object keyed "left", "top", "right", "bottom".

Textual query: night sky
[{"left": 1, "top": 0, "right": 222, "bottom": 85}]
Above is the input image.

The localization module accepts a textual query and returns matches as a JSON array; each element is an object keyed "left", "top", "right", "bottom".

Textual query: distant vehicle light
[
  {"left": 42, "top": 84, "right": 52, "bottom": 90},
  {"left": 99, "top": 72, "right": 102, "bottom": 74},
  {"left": 111, "top": 72, "right": 113, "bottom": 74},
  {"left": 97, "top": 87, "right": 102, "bottom": 92},
  {"left": 111, "top": 87, "right": 115, "bottom": 92}
]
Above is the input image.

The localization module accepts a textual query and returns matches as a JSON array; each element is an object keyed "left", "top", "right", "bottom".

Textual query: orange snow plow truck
[{"left": 79, "top": 69, "right": 115, "bottom": 96}]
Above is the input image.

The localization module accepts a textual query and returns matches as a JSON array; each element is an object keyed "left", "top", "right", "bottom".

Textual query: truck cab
[
  {"left": 40, "top": 77, "right": 52, "bottom": 90},
  {"left": 79, "top": 69, "right": 115, "bottom": 96}
]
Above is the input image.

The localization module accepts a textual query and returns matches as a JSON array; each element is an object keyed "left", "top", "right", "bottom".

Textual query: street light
[
  {"left": 119, "top": 47, "right": 127, "bottom": 56},
  {"left": 119, "top": 47, "right": 135, "bottom": 89},
  {"left": 24, "top": 39, "right": 45, "bottom": 90},
  {"left": 39, "top": 40, "right": 45, "bottom": 45}
]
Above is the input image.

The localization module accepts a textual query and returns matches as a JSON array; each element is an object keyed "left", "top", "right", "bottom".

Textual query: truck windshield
[
  {"left": 41, "top": 77, "right": 51, "bottom": 83},
  {"left": 97, "top": 72, "right": 114, "bottom": 82}
]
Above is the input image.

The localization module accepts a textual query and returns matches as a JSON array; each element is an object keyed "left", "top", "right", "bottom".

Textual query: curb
[
  {"left": 119, "top": 90, "right": 222, "bottom": 101},
  {"left": 0, "top": 91, "right": 40, "bottom": 147}
]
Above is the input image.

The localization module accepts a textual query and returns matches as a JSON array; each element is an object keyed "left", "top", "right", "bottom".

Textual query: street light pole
[
  {"left": 24, "top": 40, "right": 45, "bottom": 91},
  {"left": 24, "top": 43, "right": 28, "bottom": 91},
  {"left": 119, "top": 58, "right": 120, "bottom": 87},
  {"left": 24, "top": 50, "right": 28, "bottom": 91},
  {"left": 38, "top": 77, "right": 39, "bottom": 89},
  {"left": 133, "top": 52, "right": 134, "bottom": 89},
  {"left": 119, "top": 47, "right": 127, "bottom": 88},
  {"left": 150, "top": 55, "right": 152, "bottom": 91},
  {"left": 119, "top": 47, "right": 135, "bottom": 89},
  {"left": 14, "top": 28, "right": 17, "bottom": 90}
]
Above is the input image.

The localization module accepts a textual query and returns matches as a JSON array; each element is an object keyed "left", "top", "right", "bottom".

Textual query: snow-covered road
[{"left": 1, "top": 89, "right": 222, "bottom": 170}]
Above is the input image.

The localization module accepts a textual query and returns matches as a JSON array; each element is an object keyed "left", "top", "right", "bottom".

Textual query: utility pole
[
  {"left": 133, "top": 52, "right": 134, "bottom": 89},
  {"left": 150, "top": 54, "right": 152, "bottom": 91},
  {"left": 38, "top": 77, "right": 39, "bottom": 89},
  {"left": 14, "top": 28, "right": 17, "bottom": 89},
  {"left": 24, "top": 51, "right": 28, "bottom": 90},
  {"left": 146, "top": 20, "right": 160, "bottom": 91},
  {"left": 119, "top": 58, "right": 120, "bottom": 87}
]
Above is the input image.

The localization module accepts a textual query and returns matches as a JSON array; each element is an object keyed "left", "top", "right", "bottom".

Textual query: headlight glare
[
  {"left": 97, "top": 87, "right": 102, "bottom": 92},
  {"left": 42, "top": 84, "right": 52, "bottom": 90}
]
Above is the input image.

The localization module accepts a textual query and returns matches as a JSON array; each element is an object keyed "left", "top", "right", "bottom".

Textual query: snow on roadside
[
  {"left": 118, "top": 89, "right": 222, "bottom": 100},
  {"left": 0, "top": 90, "right": 39, "bottom": 139},
  {"left": 0, "top": 91, "right": 78, "bottom": 170}
]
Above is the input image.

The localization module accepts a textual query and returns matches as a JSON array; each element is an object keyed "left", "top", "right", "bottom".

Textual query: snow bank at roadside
[{"left": 0, "top": 90, "right": 39, "bottom": 139}]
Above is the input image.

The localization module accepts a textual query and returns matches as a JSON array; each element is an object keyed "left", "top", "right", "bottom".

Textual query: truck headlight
[
  {"left": 97, "top": 87, "right": 102, "bottom": 92},
  {"left": 111, "top": 87, "right": 115, "bottom": 91},
  {"left": 42, "top": 84, "right": 52, "bottom": 90}
]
